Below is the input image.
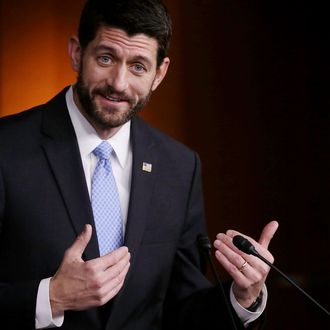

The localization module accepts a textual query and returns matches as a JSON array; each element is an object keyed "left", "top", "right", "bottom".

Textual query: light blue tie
[{"left": 91, "top": 141, "right": 123, "bottom": 256}]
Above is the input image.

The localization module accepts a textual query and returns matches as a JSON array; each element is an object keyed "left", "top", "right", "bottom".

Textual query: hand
[
  {"left": 49, "top": 224, "right": 130, "bottom": 317},
  {"left": 213, "top": 221, "right": 279, "bottom": 308}
]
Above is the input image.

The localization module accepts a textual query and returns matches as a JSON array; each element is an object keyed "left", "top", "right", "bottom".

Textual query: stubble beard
[{"left": 75, "top": 70, "right": 151, "bottom": 129}]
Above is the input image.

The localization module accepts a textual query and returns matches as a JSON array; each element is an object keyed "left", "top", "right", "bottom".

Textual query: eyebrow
[{"left": 94, "top": 45, "right": 153, "bottom": 68}]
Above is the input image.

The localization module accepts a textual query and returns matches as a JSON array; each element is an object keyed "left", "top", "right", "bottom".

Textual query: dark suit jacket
[{"left": 0, "top": 88, "right": 248, "bottom": 329}]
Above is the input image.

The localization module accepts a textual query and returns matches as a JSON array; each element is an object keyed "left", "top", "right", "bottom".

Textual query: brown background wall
[{"left": 0, "top": 0, "right": 328, "bottom": 328}]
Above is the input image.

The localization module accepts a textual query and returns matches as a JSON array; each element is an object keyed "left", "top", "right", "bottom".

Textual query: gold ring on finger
[{"left": 238, "top": 260, "right": 248, "bottom": 272}]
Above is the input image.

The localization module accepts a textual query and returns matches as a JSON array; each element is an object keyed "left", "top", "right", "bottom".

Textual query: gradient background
[{"left": 0, "top": 0, "right": 328, "bottom": 328}]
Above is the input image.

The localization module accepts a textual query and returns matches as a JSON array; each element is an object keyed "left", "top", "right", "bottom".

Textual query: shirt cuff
[
  {"left": 230, "top": 283, "right": 268, "bottom": 328},
  {"left": 35, "top": 278, "right": 64, "bottom": 329}
]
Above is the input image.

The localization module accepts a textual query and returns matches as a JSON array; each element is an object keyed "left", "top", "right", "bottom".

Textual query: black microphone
[
  {"left": 233, "top": 235, "right": 330, "bottom": 316},
  {"left": 198, "top": 235, "right": 239, "bottom": 330}
]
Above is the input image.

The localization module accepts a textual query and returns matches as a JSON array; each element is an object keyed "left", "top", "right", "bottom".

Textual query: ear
[
  {"left": 68, "top": 36, "right": 82, "bottom": 73},
  {"left": 151, "top": 57, "right": 170, "bottom": 91}
]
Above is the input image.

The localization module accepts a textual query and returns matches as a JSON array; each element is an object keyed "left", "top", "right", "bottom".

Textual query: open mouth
[
  {"left": 104, "top": 95, "right": 123, "bottom": 103},
  {"left": 95, "top": 90, "right": 131, "bottom": 107}
]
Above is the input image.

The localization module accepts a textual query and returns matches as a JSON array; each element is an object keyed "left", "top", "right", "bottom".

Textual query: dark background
[{"left": 154, "top": 1, "right": 329, "bottom": 328}]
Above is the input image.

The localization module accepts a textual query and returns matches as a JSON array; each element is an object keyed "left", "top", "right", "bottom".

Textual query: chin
[{"left": 95, "top": 114, "right": 129, "bottom": 129}]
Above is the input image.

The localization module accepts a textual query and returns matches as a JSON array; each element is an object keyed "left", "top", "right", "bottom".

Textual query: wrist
[
  {"left": 49, "top": 277, "right": 65, "bottom": 317},
  {"left": 246, "top": 291, "right": 263, "bottom": 312}
]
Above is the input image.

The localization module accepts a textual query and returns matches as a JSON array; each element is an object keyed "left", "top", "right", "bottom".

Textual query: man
[{"left": 0, "top": 0, "right": 278, "bottom": 329}]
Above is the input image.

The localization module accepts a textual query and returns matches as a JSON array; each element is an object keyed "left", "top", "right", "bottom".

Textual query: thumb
[
  {"left": 65, "top": 224, "right": 92, "bottom": 261},
  {"left": 259, "top": 220, "right": 279, "bottom": 249}
]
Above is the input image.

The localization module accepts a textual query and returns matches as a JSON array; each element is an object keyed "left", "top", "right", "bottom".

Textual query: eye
[
  {"left": 132, "top": 63, "right": 146, "bottom": 73},
  {"left": 98, "top": 55, "right": 112, "bottom": 65}
]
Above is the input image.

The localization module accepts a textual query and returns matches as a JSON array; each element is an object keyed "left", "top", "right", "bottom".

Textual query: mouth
[
  {"left": 104, "top": 95, "right": 124, "bottom": 103},
  {"left": 92, "top": 88, "right": 133, "bottom": 109}
]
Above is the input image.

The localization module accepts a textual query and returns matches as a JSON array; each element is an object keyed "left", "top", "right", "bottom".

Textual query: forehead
[{"left": 88, "top": 26, "right": 159, "bottom": 61}]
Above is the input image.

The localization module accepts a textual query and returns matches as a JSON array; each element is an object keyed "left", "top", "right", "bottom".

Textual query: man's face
[{"left": 69, "top": 26, "right": 169, "bottom": 135}]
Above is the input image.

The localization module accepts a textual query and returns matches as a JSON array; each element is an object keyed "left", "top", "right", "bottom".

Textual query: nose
[{"left": 106, "top": 65, "right": 129, "bottom": 92}]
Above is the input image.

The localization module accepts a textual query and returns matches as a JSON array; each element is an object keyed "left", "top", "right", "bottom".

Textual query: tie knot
[{"left": 93, "top": 141, "right": 113, "bottom": 160}]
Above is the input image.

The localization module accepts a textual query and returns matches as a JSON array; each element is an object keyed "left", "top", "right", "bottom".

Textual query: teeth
[{"left": 105, "top": 96, "right": 121, "bottom": 102}]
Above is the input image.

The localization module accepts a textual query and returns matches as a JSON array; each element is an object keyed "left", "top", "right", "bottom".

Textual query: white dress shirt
[{"left": 35, "top": 86, "right": 265, "bottom": 328}]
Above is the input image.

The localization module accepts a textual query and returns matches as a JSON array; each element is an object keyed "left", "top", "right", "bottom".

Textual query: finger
[
  {"left": 65, "top": 224, "right": 92, "bottom": 260},
  {"left": 222, "top": 229, "right": 274, "bottom": 263},
  {"left": 221, "top": 229, "right": 253, "bottom": 242},
  {"left": 215, "top": 233, "right": 272, "bottom": 276},
  {"left": 106, "top": 260, "right": 130, "bottom": 287},
  {"left": 215, "top": 232, "right": 255, "bottom": 259},
  {"left": 215, "top": 236, "right": 247, "bottom": 269},
  {"left": 223, "top": 221, "right": 279, "bottom": 252},
  {"left": 215, "top": 240, "right": 271, "bottom": 300},
  {"left": 105, "top": 261, "right": 130, "bottom": 294},
  {"left": 214, "top": 249, "right": 248, "bottom": 285},
  {"left": 88, "top": 246, "right": 130, "bottom": 271},
  {"left": 258, "top": 220, "right": 279, "bottom": 249},
  {"left": 103, "top": 252, "right": 131, "bottom": 281},
  {"left": 103, "top": 246, "right": 130, "bottom": 269},
  {"left": 215, "top": 233, "right": 267, "bottom": 272},
  {"left": 102, "top": 262, "right": 130, "bottom": 303},
  {"left": 83, "top": 261, "right": 130, "bottom": 308}
]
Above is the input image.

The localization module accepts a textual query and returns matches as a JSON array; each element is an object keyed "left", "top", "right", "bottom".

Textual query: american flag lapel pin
[{"left": 142, "top": 162, "right": 152, "bottom": 173}]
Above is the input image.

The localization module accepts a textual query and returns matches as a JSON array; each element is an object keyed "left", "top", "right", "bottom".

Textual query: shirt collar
[{"left": 65, "top": 86, "right": 131, "bottom": 168}]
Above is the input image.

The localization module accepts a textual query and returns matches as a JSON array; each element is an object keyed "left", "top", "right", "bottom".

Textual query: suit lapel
[
  {"left": 40, "top": 89, "right": 100, "bottom": 260},
  {"left": 125, "top": 117, "right": 158, "bottom": 266}
]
